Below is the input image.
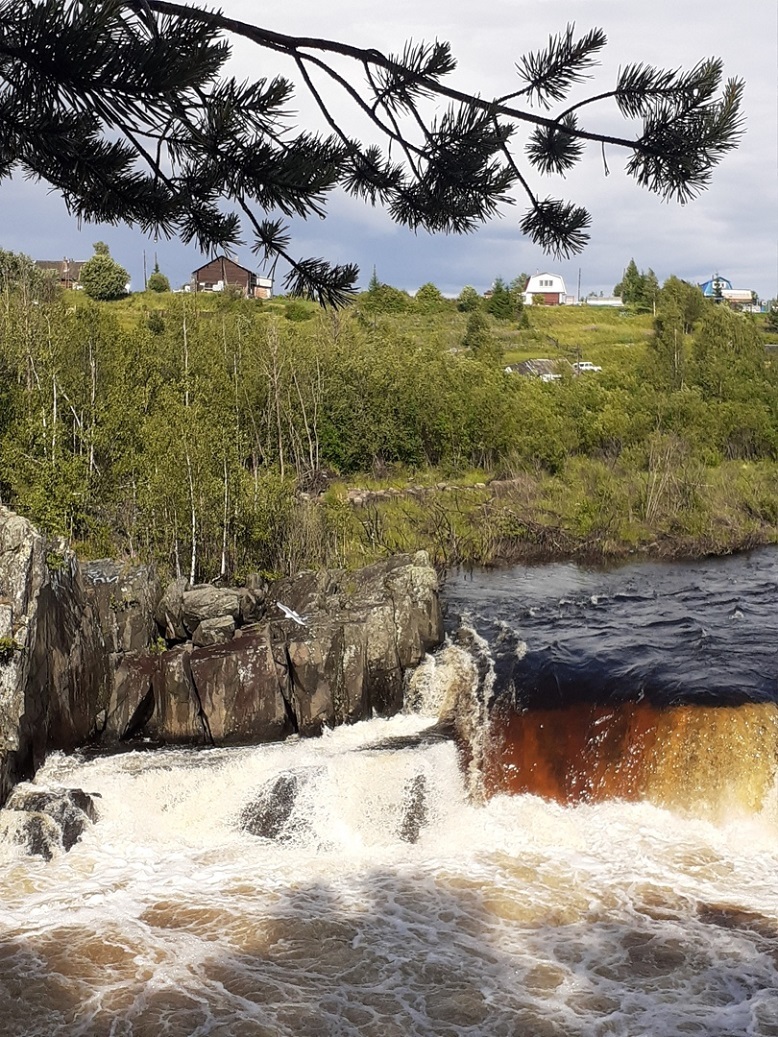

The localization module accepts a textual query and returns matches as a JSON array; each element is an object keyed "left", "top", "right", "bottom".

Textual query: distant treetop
[
  {"left": 147, "top": 262, "right": 171, "bottom": 293},
  {"left": 80, "top": 242, "right": 129, "bottom": 301}
]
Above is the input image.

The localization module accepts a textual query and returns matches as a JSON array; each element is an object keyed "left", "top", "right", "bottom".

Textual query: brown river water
[{"left": 1, "top": 553, "right": 777, "bottom": 1036}]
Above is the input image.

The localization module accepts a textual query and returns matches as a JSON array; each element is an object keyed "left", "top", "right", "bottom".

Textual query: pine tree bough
[{"left": 0, "top": 1, "right": 744, "bottom": 305}]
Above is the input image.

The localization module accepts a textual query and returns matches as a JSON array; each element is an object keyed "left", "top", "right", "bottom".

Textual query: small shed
[
  {"left": 523, "top": 273, "right": 567, "bottom": 306},
  {"left": 192, "top": 257, "right": 272, "bottom": 298}
]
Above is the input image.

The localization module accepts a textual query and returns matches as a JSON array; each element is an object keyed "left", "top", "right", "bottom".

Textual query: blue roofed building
[
  {"left": 699, "top": 274, "right": 732, "bottom": 298},
  {"left": 698, "top": 273, "right": 756, "bottom": 310}
]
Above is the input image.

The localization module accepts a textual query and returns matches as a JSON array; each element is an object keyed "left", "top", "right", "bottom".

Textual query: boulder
[
  {"left": 238, "top": 586, "right": 265, "bottom": 624},
  {"left": 1, "top": 785, "right": 99, "bottom": 857},
  {"left": 268, "top": 568, "right": 341, "bottom": 620},
  {"left": 152, "top": 644, "right": 204, "bottom": 740},
  {"left": 181, "top": 585, "right": 241, "bottom": 635},
  {"left": 192, "top": 615, "right": 235, "bottom": 647},
  {"left": 154, "top": 577, "right": 189, "bottom": 641},
  {"left": 285, "top": 619, "right": 369, "bottom": 735},
  {"left": 398, "top": 773, "right": 428, "bottom": 844},
  {"left": 189, "top": 632, "right": 294, "bottom": 745},
  {"left": 238, "top": 769, "right": 319, "bottom": 840},
  {"left": 0, "top": 810, "right": 61, "bottom": 861},
  {"left": 105, "top": 645, "right": 207, "bottom": 745}
]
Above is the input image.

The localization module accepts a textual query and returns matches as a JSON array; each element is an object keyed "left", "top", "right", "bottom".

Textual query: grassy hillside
[{"left": 2, "top": 280, "right": 777, "bottom": 576}]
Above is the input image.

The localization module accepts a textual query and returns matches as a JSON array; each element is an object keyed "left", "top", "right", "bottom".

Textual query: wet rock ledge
[{"left": 0, "top": 505, "right": 444, "bottom": 808}]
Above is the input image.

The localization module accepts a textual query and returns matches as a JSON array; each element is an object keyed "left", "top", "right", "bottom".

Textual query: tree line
[{"left": 0, "top": 251, "right": 775, "bottom": 576}]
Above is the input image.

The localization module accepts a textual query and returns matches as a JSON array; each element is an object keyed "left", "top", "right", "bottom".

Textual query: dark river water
[
  {"left": 1, "top": 550, "right": 777, "bottom": 1035},
  {"left": 441, "top": 547, "right": 778, "bottom": 709}
]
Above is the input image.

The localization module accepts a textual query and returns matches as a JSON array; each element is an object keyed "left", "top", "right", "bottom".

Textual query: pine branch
[
  {"left": 526, "top": 114, "right": 585, "bottom": 175},
  {"left": 515, "top": 25, "right": 607, "bottom": 108},
  {"left": 0, "top": 0, "right": 745, "bottom": 305},
  {"left": 520, "top": 199, "right": 591, "bottom": 258}
]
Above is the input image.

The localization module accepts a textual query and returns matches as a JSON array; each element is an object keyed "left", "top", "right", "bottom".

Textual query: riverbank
[
  {"left": 289, "top": 457, "right": 778, "bottom": 572},
  {"left": 2, "top": 281, "right": 776, "bottom": 582}
]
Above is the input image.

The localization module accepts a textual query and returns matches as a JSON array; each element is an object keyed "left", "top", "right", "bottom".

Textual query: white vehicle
[{"left": 573, "top": 361, "right": 602, "bottom": 373}]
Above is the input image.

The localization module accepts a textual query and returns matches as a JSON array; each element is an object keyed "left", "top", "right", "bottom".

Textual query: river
[{"left": 1, "top": 551, "right": 777, "bottom": 1036}]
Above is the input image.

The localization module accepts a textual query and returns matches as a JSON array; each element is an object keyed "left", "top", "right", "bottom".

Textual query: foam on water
[
  {"left": 4, "top": 549, "right": 778, "bottom": 1035},
  {"left": 1, "top": 702, "right": 777, "bottom": 1037}
]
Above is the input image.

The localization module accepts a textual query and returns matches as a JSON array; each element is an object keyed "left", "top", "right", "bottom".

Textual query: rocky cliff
[
  {"left": 0, "top": 505, "right": 444, "bottom": 806},
  {"left": 0, "top": 508, "right": 48, "bottom": 805}
]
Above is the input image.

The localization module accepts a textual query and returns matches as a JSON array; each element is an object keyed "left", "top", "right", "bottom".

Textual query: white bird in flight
[{"left": 276, "top": 602, "right": 308, "bottom": 626}]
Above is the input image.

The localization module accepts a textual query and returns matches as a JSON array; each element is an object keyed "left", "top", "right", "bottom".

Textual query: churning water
[{"left": 1, "top": 551, "right": 778, "bottom": 1036}]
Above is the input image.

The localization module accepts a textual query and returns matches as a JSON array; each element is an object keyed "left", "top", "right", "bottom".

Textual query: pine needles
[{"left": 0, "top": 2, "right": 745, "bottom": 305}]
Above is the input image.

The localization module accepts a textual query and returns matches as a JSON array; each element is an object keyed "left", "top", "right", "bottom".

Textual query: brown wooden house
[
  {"left": 35, "top": 258, "right": 85, "bottom": 289},
  {"left": 191, "top": 256, "right": 272, "bottom": 298}
]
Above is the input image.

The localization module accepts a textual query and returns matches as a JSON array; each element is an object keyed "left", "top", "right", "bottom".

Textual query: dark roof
[
  {"left": 35, "top": 259, "right": 85, "bottom": 278},
  {"left": 191, "top": 255, "right": 255, "bottom": 276}
]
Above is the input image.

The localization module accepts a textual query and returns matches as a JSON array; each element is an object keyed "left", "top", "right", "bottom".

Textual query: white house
[{"left": 523, "top": 273, "right": 567, "bottom": 306}]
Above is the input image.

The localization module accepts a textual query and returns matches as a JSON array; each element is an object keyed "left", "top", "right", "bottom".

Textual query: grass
[
  {"left": 502, "top": 306, "right": 654, "bottom": 367},
  {"left": 313, "top": 457, "right": 778, "bottom": 571}
]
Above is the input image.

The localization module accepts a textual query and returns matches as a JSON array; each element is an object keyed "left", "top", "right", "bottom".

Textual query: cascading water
[
  {"left": 1, "top": 550, "right": 778, "bottom": 1036},
  {"left": 442, "top": 547, "right": 778, "bottom": 823}
]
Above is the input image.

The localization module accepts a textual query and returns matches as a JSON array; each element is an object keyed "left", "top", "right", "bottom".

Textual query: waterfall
[
  {"left": 1, "top": 704, "right": 776, "bottom": 1037},
  {"left": 483, "top": 700, "right": 778, "bottom": 822},
  {"left": 1, "top": 552, "right": 778, "bottom": 1036},
  {"left": 409, "top": 627, "right": 778, "bottom": 824}
]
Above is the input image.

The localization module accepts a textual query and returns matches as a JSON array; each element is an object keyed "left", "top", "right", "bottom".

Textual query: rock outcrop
[
  {"left": 0, "top": 505, "right": 445, "bottom": 810},
  {"left": 238, "top": 769, "right": 320, "bottom": 841},
  {"left": 0, "top": 506, "right": 168, "bottom": 808},
  {"left": 0, "top": 785, "right": 99, "bottom": 858},
  {"left": 103, "top": 552, "right": 444, "bottom": 748},
  {"left": 0, "top": 508, "right": 49, "bottom": 806}
]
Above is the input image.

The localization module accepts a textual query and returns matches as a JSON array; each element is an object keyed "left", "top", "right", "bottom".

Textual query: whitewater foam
[
  {"left": 3, "top": 551, "right": 778, "bottom": 1035},
  {"left": 1, "top": 706, "right": 776, "bottom": 1036}
]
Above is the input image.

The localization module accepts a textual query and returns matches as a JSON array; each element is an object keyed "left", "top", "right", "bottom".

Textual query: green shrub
[{"left": 80, "top": 242, "right": 129, "bottom": 301}]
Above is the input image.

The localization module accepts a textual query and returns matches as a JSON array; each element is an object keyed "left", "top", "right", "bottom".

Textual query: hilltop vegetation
[{"left": 1, "top": 254, "right": 776, "bottom": 577}]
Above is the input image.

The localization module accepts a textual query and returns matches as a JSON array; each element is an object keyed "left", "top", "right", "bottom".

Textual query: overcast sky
[{"left": 4, "top": 0, "right": 777, "bottom": 300}]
